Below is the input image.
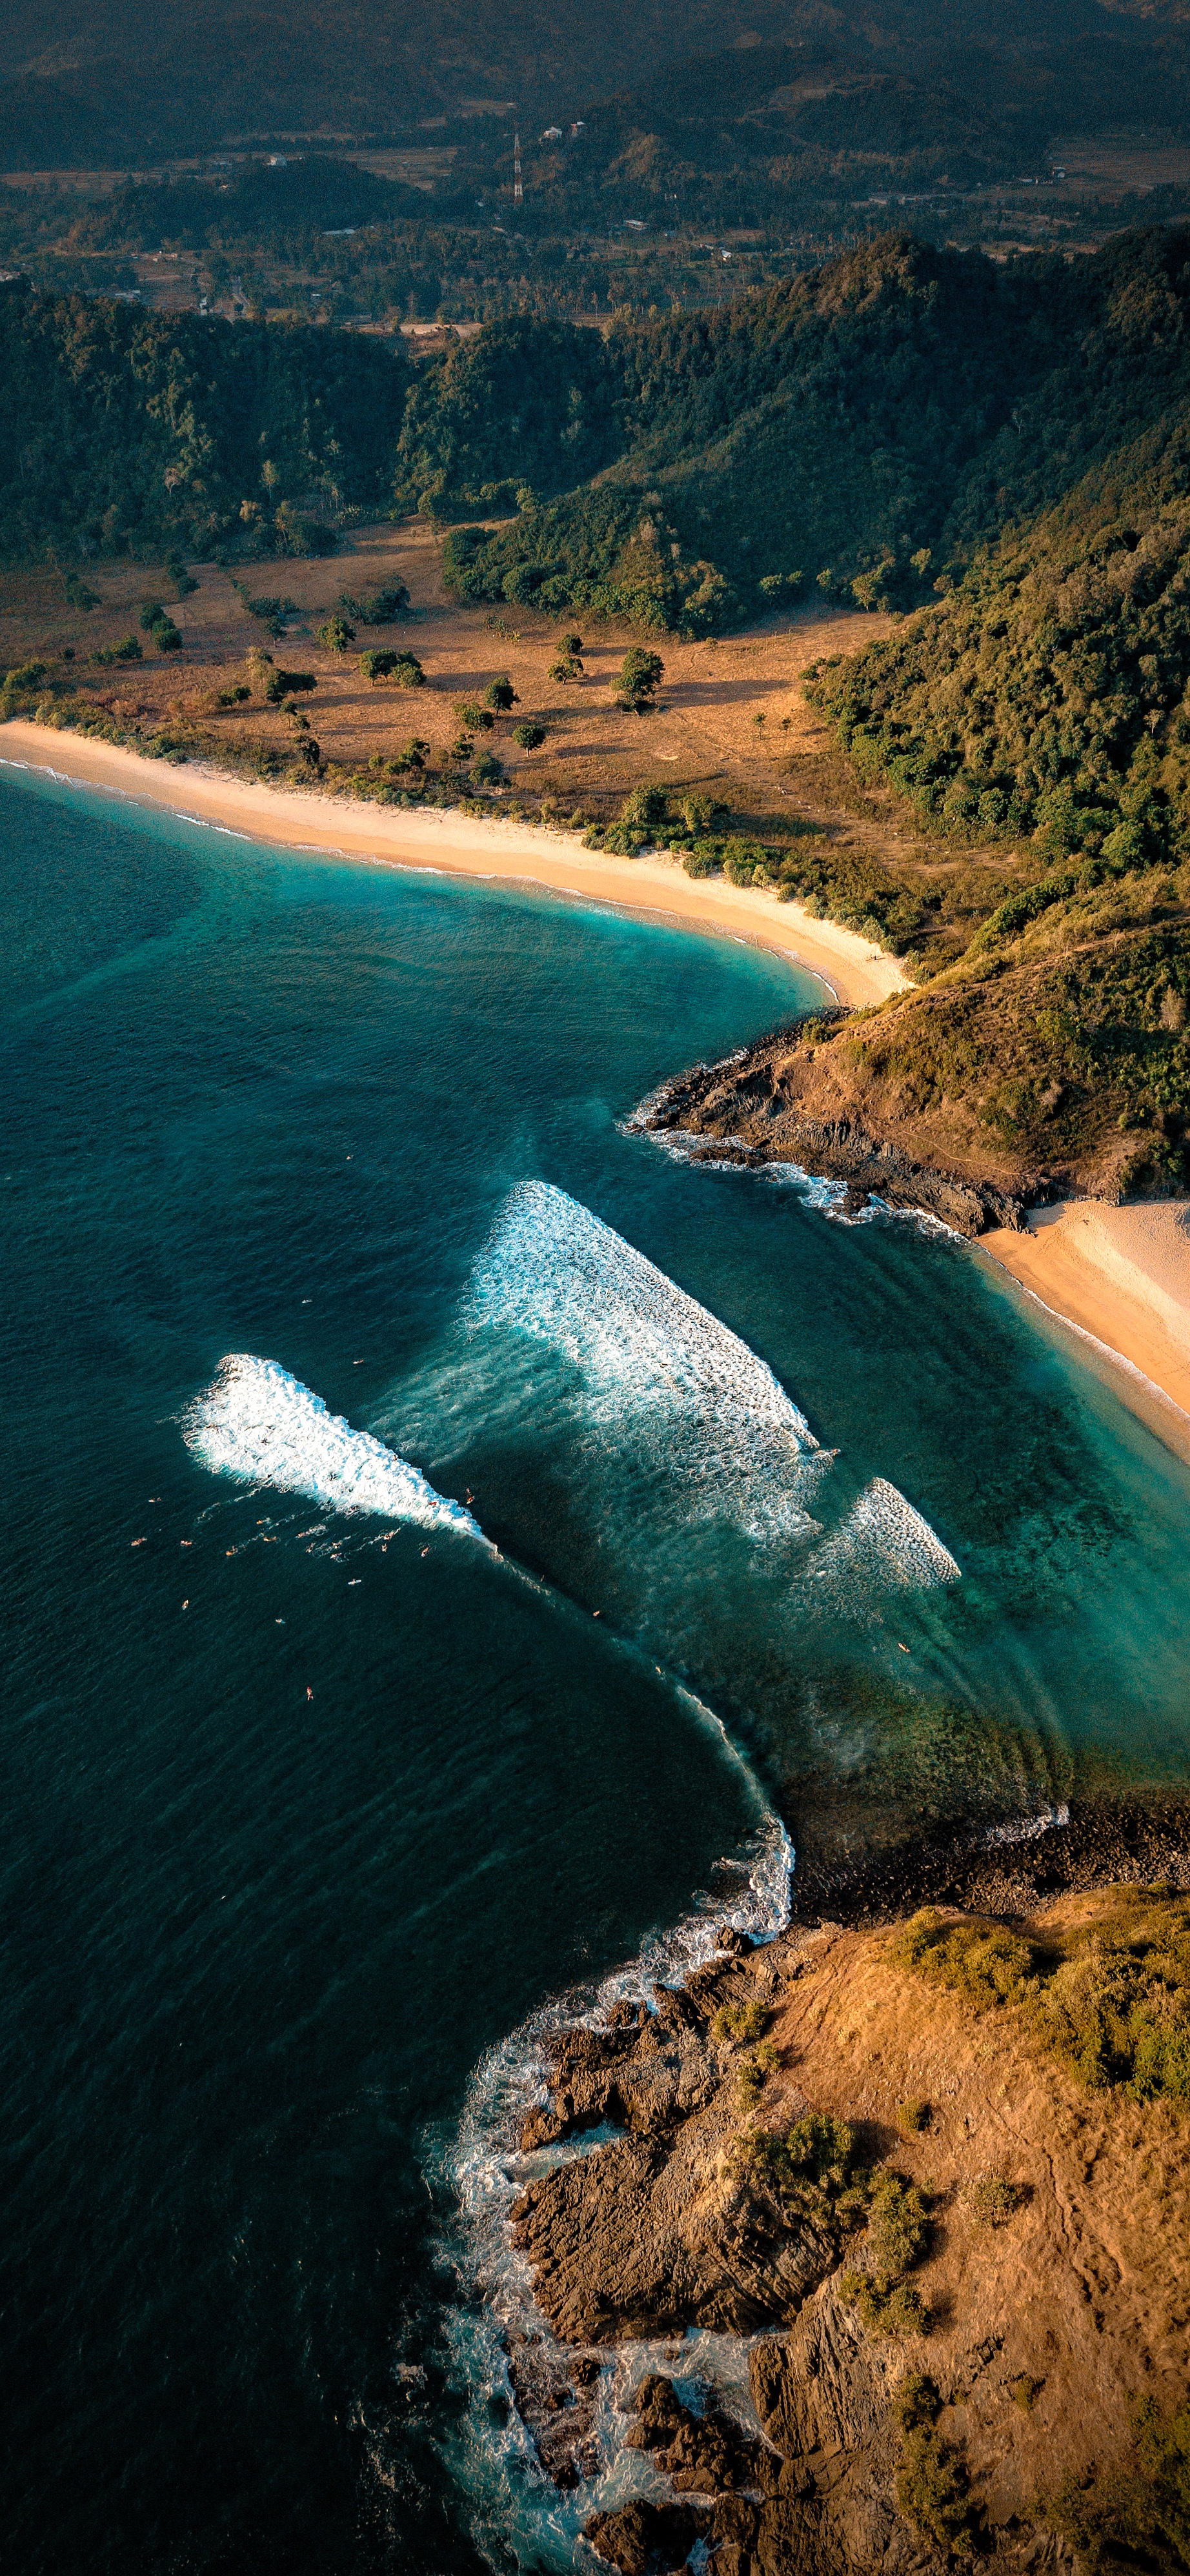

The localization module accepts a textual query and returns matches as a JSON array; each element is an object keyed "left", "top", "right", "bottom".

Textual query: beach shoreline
[
  {"left": 0, "top": 719, "right": 908, "bottom": 1012},
  {"left": 8, "top": 718, "right": 1190, "bottom": 1471},
  {"left": 978, "top": 1201, "right": 1190, "bottom": 1467}
]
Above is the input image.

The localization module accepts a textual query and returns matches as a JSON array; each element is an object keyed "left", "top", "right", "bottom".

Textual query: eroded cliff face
[{"left": 500, "top": 1904, "right": 1190, "bottom": 2576}]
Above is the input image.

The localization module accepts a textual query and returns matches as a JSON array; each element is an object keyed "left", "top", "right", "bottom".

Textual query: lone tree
[
  {"left": 484, "top": 674, "right": 518, "bottom": 711},
  {"left": 614, "top": 649, "right": 664, "bottom": 714},
  {"left": 317, "top": 616, "right": 356, "bottom": 652}
]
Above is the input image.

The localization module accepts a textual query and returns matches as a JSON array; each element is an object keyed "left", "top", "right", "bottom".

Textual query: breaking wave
[
  {"left": 981, "top": 1800, "right": 1071, "bottom": 1848},
  {"left": 466, "top": 1179, "right": 830, "bottom": 1542},
  {"left": 184, "top": 1353, "right": 489, "bottom": 1541},
  {"left": 802, "top": 1476, "right": 961, "bottom": 1607}
]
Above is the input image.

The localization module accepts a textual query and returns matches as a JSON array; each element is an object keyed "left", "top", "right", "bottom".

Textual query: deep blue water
[{"left": 3, "top": 760, "right": 1190, "bottom": 2576}]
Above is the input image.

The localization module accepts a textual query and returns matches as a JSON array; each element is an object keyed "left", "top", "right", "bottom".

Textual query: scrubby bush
[
  {"left": 712, "top": 2000, "right": 771, "bottom": 2045},
  {"left": 840, "top": 2271, "right": 928, "bottom": 2336},
  {"left": 393, "top": 653, "right": 426, "bottom": 689},
  {"left": 721, "top": 835, "right": 775, "bottom": 887},
  {"left": 361, "top": 649, "right": 404, "bottom": 682},
  {"left": 892, "top": 1892, "right": 1190, "bottom": 2105},
  {"left": 896, "top": 2098, "right": 931, "bottom": 2137},
  {"left": 317, "top": 616, "right": 356, "bottom": 652},
  {"left": 732, "top": 2112, "right": 860, "bottom": 2199},
  {"left": 247, "top": 592, "right": 298, "bottom": 632},
  {"left": 894, "top": 2373, "right": 941, "bottom": 2431},
  {"left": 484, "top": 674, "right": 518, "bottom": 711},
  {"left": 263, "top": 667, "right": 316, "bottom": 703},
  {"left": 891, "top": 1909, "right": 1034, "bottom": 2007},
  {"left": 679, "top": 793, "right": 729, "bottom": 836},
  {"left": 896, "top": 2425, "right": 972, "bottom": 2548},
  {"left": 867, "top": 2171, "right": 930, "bottom": 2287},
  {"left": 93, "top": 634, "right": 142, "bottom": 664},
  {"left": 969, "top": 2176, "right": 1020, "bottom": 2228},
  {"left": 513, "top": 721, "right": 545, "bottom": 749},
  {"left": 615, "top": 649, "right": 664, "bottom": 713},
  {"left": 339, "top": 583, "right": 408, "bottom": 625},
  {"left": 620, "top": 783, "right": 670, "bottom": 837},
  {"left": 1046, "top": 2395, "right": 1190, "bottom": 2573},
  {"left": 734, "top": 2038, "right": 781, "bottom": 2111}
]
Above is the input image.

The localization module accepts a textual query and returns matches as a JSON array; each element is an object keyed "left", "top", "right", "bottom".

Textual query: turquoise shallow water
[{"left": 3, "top": 760, "right": 1190, "bottom": 2575}]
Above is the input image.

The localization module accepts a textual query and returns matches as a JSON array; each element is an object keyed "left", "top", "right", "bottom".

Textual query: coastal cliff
[{"left": 502, "top": 1887, "right": 1190, "bottom": 2576}]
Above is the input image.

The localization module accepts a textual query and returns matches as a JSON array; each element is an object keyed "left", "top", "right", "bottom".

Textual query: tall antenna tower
[{"left": 513, "top": 129, "right": 523, "bottom": 205}]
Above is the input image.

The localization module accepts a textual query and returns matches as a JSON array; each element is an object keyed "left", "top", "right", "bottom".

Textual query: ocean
[{"left": 3, "top": 760, "right": 1189, "bottom": 2575}]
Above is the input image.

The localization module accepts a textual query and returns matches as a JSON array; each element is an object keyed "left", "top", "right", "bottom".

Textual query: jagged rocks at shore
[
  {"left": 504, "top": 1867, "right": 1190, "bottom": 2576},
  {"left": 632, "top": 1038, "right": 1058, "bottom": 1236},
  {"left": 510, "top": 1946, "right": 847, "bottom": 2345},
  {"left": 785, "top": 1789, "right": 1190, "bottom": 1929}
]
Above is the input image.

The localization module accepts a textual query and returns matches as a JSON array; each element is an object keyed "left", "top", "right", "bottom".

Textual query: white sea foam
[
  {"left": 802, "top": 1476, "right": 961, "bottom": 1605},
  {"left": 467, "top": 1180, "right": 829, "bottom": 1540},
  {"left": 184, "top": 1353, "right": 489, "bottom": 1540}
]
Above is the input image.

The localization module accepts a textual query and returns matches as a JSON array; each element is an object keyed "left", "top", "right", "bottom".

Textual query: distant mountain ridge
[{"left": 3, "top": 0, "right": 1189, "bottom": 170}]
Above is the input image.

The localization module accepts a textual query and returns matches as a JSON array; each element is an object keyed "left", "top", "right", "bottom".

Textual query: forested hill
[
  {"left": 0, "top": 284, "right": 408, "bottom": 562},
  {"left": 8, "top": 225, "right": 1190, "bottom": 618},
  {"left": 428, "top": 229, "right": 1190, "bottom": 631}
]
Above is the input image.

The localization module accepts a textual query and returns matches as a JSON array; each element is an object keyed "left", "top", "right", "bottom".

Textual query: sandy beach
[
  {"left": 981, "top": 1202, "right": 1190, "bottom": 1465},
  {"left": 0, "top": 720, "right": 909, "bottom": 1011}
]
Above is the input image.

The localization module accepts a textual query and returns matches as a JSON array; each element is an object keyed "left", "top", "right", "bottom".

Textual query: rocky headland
[
  {"left": 631, "top": 1032, "right": 1055, "bottom": 1237},
  {"left": 499, "top": 1869, "right": 1190, "bottom": 2576}
]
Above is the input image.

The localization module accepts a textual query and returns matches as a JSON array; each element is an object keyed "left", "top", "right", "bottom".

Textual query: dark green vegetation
[
  {"left": 892, "top": 1891, "right": 1190, "bottom": 2104},
  {"left": 0, "top": 277, "right": 407, "bottom": 563},
  {"left": 5, "top": 0, "right": 1189, "bottom": 256},
  {"left": 1049, "top": 2397, "right": 1190, "bottom": 2575},
  {"left": 9, "top": 224, "right": 1190, "bottom": 1187},
  {"left": 429, "top": 230, "right": 1190, "bottom": 651}
]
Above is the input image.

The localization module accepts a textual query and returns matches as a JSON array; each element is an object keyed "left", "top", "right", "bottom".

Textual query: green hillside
[
  {"left": 428, "top": 231, "right": 1190, "bottom": 632},
  {"left": 0, "top": 281, "right": 408, "bottom": 561}
]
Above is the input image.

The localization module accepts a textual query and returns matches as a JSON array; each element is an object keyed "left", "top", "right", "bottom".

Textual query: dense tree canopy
[{"left": 0, "top": 280, "right": 408, "bottom": 561}]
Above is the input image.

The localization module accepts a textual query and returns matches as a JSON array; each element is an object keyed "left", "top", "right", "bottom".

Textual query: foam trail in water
[
  {"left": 802, "top": 1475, "right": 960, "bottom": 1605},
  {"left": 185, "top": 1353, "right": 489, "bottom": 1540},
  {"left": 467, "top": 1180, "right": 829, "bottom": 1541}
]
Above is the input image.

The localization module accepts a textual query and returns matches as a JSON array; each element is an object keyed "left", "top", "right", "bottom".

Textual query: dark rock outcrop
[{"left": 631, "top": 1047, "right": 1054, "bottom": 1236}]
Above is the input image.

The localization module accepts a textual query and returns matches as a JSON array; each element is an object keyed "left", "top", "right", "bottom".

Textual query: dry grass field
[{"left": 0, "top": 516, "right": 919, "bottom": 861}]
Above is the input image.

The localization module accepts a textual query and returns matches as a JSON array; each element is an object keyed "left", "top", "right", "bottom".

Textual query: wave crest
[
  {"left": 467, "top": 1179, "right": 829, "bottom": 1541},
  {"left": 184, "top": 1353, "right": 488, "bottom": 1540}
]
